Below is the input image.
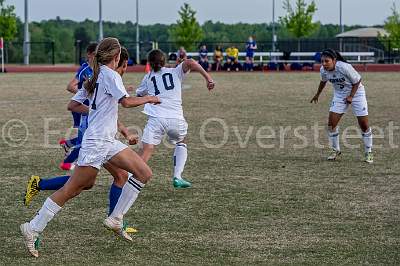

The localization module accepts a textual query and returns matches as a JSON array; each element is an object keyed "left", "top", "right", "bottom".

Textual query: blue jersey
[
  {"left": 246, "top": 41, "right": 256, "bottom": 57},
  {"left": 72, "top": 62, "right": 92, "bottom": 127},
  {"left": 75, "top": 62, "right": 93, "bottom": 89}
]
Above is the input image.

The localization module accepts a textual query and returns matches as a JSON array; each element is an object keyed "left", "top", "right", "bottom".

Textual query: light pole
[
  {"left": 339, "top": 0, "right": 344, "bottom": 51},
  {"left": 272, "top": 0, "right": 276, "bottom": 52},
  {"left": 99, "top": 0, "right": 103, "bottom": 41},
  {"left": 340, "top": 0, "right": 344, "bottom": 33},
  {"left": 23, "top": 0, "right": 30, "bottom": 65},
  {"left": 136, "top": 0, "right": 140, "bottom": 64}
]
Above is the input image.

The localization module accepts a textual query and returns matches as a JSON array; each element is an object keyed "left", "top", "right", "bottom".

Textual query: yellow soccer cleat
[
  {"left": 24, "top": 175, "right": 41, "bottom": 206},
  {"left": 123, "top": 220, "right": 138, "bottom": 233}
]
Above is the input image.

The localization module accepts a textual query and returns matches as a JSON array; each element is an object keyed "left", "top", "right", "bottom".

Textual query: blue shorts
[
  {"left": 71, "top": 111, "right": 81, "bottom": 128},
  {"left": 246, "top": 52, "right": 254, "bottom": 58}
]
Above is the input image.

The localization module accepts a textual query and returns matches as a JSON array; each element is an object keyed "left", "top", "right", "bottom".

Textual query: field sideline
[{"left": 0, "top": 72, "right": 399, "bottom": 264}]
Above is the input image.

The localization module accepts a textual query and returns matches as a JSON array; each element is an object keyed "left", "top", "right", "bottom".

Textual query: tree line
[{"left": 1, "top": 0, "right": 399, "bottom": 64}]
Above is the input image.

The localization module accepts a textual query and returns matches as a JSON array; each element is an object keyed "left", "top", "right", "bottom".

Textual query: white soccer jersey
[
  {"left": 72, "top": 65, "right": 128, "bottom": 142},
  {"left": 320, "top": 61, "right": 365, "bottom": 100},
  {"left": 136, "top": 63, "right": 187, "bottom": 119}
]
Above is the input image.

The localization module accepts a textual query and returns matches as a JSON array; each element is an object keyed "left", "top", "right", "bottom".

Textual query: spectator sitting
[
  {"left": 224, "top": 46, "right": 241, "bottom": 71},
  {"left": 213, "top": 45, "right": 223, "bottom": 71},
  {"left": 198, "top": 44, "right": 210, "bottom": 71},
  {"left": 176, "top": 46, "right": 187, "bottom": 65}
]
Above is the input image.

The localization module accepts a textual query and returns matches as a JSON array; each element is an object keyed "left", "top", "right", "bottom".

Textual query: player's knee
[
  {"left": 60, "top": 186, "right": 83, "bottom": 199},
  {"left": 327, "top": 124, "right": 337, "bottom": 132},
  {"left": 114, "top": 171, "right": 128, "bottom": 187},
  {"left": 136, "top": 165, "right": 152, "bottom": 184}
]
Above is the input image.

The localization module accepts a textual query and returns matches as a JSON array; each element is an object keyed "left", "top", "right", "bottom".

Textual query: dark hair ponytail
[
  {"left": 148, "top": 49, "right": 166, "bottom": 72},
  {"left": 84, "top": 37, "right": 121, "bottom": 96},
  {"left": 321, "top": 48, "right": 347, "bottom": 63},
  {"left": 118, "top": 46, "right": 129, "bottom": 68}
]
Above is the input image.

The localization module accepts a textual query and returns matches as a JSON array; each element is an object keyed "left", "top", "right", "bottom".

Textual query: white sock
[
  {"left": 362, "top": 128, "right": 373, "bottom": 153},
  {"left": 29, "top": 197, "right": 62, "bottom": 233},
  {"left": 328, "top": 128, "right": 340, "bottom": 151},
  {"left": 173, "top": 143, "right": 187, "bottom": 179},
  {"left": 110, "top": 173, "right": 144, "bottom": 218}
]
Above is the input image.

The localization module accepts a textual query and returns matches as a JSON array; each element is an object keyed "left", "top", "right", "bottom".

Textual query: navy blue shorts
[{"left": 246, "top": 52, "right": 254, "bottom": 58}]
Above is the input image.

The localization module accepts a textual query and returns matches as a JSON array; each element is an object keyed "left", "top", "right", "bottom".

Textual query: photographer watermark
[
  {"left": 2, "top": 117, "right": 399, "bottom": 150},
  {"left": 1, "top": 119, "right": 29, "bottom": 147}
]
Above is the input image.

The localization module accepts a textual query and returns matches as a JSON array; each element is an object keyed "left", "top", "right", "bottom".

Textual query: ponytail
[
  {"left": 148, "top": 49, "right": 166, "bottom": 72},
  {"left": 321, "top": 48, "right": 347, "bottom": 63},
  {"left": 85, "top": 55, "right": 100, "bottom": 96},
  {"left": 84, "top": 37, "right": 121, "bottom": 96}
]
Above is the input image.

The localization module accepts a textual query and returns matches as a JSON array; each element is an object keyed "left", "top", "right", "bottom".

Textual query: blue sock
[
  {"left": 38, "top": 175, "right": 70, "bottom": 190},
  {"left": 64, "top": 147, "right": 80, "bottom": 163},
  {"left": 109, "top": 183, "right": 123, "bottom": 215},
  {"left": 66, "top": 137, "right": 78, "bottom": 147}
]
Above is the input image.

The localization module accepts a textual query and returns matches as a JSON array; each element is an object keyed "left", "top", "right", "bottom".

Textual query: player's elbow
[
  {"left": 67, "top": 102, "right": 74, "bottom": 111},
  {"left": 120, "top": 98, "right": 130, "bottom": 108},
  {"left": 183, "top": 58, "right": 196, "bottom": 69},
  {"left": 67, "top": 101, "right": 79, "bottom": 112}
]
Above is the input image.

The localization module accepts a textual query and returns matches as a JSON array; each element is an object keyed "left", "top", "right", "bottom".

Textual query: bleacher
[{"left": 184, "top": 51, "right": 375, "bottom": 65}]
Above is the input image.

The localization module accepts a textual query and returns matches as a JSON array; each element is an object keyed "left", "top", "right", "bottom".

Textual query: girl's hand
[
  {"left": 345, "top": 96, "right": 353, "bottom": 104},
  {"left": 207, "top": 79, "right": 215, "bottom": 91},
  {"left": 126, "top": 134, "right": 139, "bottom": 145},
  {"left": 310, "top": 94, "right": 319, "bottom": 104},
  {"left": 146, "top": 96, "right": 161, "bottom": 104},
  {"left": 126, "top": 85, "right": 135, "bottom": 93}
]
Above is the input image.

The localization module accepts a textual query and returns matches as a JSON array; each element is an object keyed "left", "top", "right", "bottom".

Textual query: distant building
[
  {"left": 336, "top": 27, "right": 389, "bottom": 39},
  {"left": 336, "top": 27, "right": 389, "bottom": 60}
]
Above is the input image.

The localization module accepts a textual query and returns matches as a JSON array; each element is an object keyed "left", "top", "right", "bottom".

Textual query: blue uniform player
[
  {"left": 60, "top": 43, "right": 97, "bottom": 170},
  {"left": 244, "top": 36, "right": 257, "bottom": 71}
]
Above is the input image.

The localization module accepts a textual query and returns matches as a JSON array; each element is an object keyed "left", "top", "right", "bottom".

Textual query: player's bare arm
[
  {"left": 120, "top": 95, "right": 161, "bottom": 108},
  {"left": 67, "top": 100, "right": 89, "bottom": 114},
  {"left": 311, "top": 80, "right": 327, "bottom": 103},
  {"left": 118, "top": 120, "right": 138, "bottom": 145},
  {"left": 346, "top": 79, "right": 361, "bottom": 104},
  {"left": 182, "top": 59, "right": 215, "bottom": 90},
  {"left": 67, "top": 78, "right": 79, "bottom": 94}
]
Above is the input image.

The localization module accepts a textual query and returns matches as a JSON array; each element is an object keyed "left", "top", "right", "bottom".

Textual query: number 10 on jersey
[{"left": 151, "top": 73, "right": 175, "bottom": 95}]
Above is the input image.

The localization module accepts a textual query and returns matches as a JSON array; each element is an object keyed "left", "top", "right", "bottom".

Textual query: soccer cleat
[
  {"left": 103, "top": 216, "right": 133, "bottom": 242},
  {"left": 327, "top": 149, "right": 341, "bottom": 161},
  {"left": 24, "top": 175, "right": 41, "bottom": 206},
  {"left": 59, "top": 162, "right": 75, "bottom": 171},
  {"left": 58, "top": 138, "right": 70, "bottom": 154},
  {"left": 123, "top": 221, "right": 138, "bottom": 234},
  {"left": 173, "top": 177, "right": 192, "bottom": 188},
  {"left": 20, "top": 223, "right": 39, "bottom": 258},
  {"left": 365, "top": 152, "right": 374, "bottom": 163}
]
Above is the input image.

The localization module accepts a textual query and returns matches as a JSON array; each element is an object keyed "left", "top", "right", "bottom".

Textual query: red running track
[{"left": 1, "top": 64, "right": 400, "bottom": 73}]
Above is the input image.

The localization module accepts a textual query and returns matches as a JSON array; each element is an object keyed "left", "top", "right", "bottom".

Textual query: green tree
[
  {"left": 169, "top": 3, "right": 203, "bottom": 51},
  {"left": 279, "top": 0, "right": 318, "bottom": 51},
  {"left": 74, "top": 26, "right": 92, "bottom": 48},
  {"left": 0, "top": 0, "right": 17, "bottom": 40},
  {"left": 381, "top": 3, "right": 400, "bottom": 49}
]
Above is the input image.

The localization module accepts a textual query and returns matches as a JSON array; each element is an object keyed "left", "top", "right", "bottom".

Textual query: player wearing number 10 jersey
[{"left": 136, "top": 49, "right": 215, "bottom": 188}]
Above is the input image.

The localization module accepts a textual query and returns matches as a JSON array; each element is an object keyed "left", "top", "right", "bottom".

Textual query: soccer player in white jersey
[
  {"left": 20, "top": 38, "right": 160, "bottom": 258},
  {"left": 135, "top": 49, "right": 215, "bottom": 188},
  {"left": 311, "top": 49, "right": 373, "bottom": 163}
]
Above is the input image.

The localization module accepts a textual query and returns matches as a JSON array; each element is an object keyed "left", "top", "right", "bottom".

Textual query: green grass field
[{"left": 0, "top": 72, "right": 399, "bottom": 265}]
